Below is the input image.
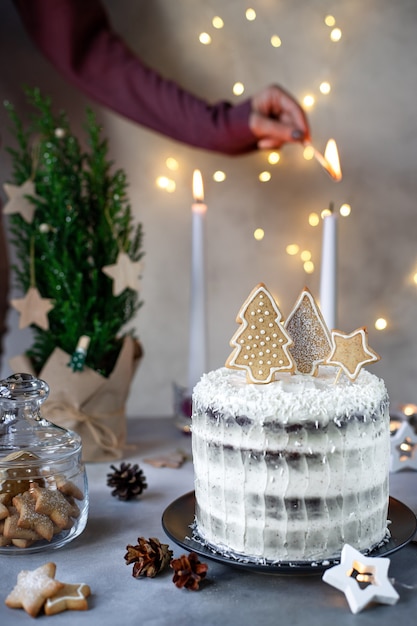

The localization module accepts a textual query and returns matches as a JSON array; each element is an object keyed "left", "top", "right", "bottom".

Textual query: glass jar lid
[{"left": 0, "top": 373, "right": 82, "bottom": 461}]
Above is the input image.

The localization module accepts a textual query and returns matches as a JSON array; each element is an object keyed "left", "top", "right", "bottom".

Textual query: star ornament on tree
[
  {"left": 102, "top": 251, "right": 143, "bottom": 296},
  {"left": 322, "top": 544, "right": 399, "bottom": 614},
  {"left": 2, "top": 179, "right": 39, "bottom": 223},
  {"left": 325, "top": 327, "right": 380, "bottom": 382},
  {"left": 11, "top": 286, "right": 54, "bottom": 330},
  {"left": 390, "top": 420, "right": 417, "bottom": 472}
]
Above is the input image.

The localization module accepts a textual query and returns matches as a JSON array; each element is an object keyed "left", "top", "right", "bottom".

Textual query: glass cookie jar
[{"left": 0, "top": 373, "right": 88, "bottom": 553}]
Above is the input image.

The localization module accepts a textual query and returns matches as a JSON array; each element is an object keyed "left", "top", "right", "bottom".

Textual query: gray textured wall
[{"left": 1, "top": 1, "right": 416, "bottom": 416}]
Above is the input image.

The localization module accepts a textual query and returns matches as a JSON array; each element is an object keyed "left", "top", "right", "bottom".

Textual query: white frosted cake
[{"left": 191, "top": 366, "right": 390, "bottom": 563}]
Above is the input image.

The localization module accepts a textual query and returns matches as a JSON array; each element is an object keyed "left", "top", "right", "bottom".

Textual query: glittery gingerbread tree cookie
[
  {"left": 284, "top": 287, "right": 332, "bottom": 376},
  {"left": 226, "top": 283, "right": 293, "bottom": 383}
]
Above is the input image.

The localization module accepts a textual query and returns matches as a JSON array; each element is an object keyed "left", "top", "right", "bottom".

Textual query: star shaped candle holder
[
  {"left": 322, "top": 544, "right": 399, "bottom": 614},
  {"left": 390, "top": 419, "right": 417, "bottom": 472}
]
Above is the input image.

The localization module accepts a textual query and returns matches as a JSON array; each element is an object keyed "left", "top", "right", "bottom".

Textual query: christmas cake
[{"left": 191, "top": 285, "right": 390, "bottom": 563}]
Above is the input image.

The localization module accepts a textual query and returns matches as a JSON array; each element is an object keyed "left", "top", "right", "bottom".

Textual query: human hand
[{"left": 249, "top": 84, "right": 310, "bottom": 150}]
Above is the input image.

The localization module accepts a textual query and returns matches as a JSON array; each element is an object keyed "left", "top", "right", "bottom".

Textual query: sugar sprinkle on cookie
[{"left": 5, "top": 562, "right": 64, "bottom": 617}]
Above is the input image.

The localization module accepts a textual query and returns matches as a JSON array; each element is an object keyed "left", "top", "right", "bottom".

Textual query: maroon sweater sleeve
[{"left": 13, "top": 0, "right": 257, "bottom": 155}]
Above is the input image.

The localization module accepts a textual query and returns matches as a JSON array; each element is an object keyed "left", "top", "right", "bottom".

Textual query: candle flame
[
  {"left": 192, "top": 169, "right": 204, "bottom": 202},
  {"left": 324, "top": 139, "right": 342, "bottom": 181}
]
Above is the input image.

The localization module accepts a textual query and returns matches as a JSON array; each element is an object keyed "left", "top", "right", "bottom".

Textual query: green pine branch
[{"left": 4, "top": 88, "right": 144, "bottom": 375}]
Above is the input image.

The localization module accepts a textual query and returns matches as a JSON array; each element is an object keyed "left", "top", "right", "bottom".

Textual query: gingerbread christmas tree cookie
[
  {"left": 285, "top": 287, "right": 332, "bottom": 376},
  {"left": 226, "top": 283, "right": 294, "bottom": 383}
]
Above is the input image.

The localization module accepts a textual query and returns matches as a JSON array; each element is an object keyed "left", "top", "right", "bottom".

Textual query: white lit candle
[
  {"left": 320, "top": 203, "right": 337, "bottom": 330},
  {"left": 188, "top": 170, "right": 207, "bottom": 392}
]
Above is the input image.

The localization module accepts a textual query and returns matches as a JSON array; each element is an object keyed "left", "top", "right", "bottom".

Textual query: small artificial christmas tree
[{"left": 3, "top": 88, "right": 144, "bottom": 376}]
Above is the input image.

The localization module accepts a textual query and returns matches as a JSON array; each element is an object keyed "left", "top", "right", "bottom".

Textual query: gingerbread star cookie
[
  {"left": 325, "top": 327, "right": 380, "bottom": 382},
  {"left": 284, "top": 287, "right": 331, "bottom": 376},
  {"left": 12, "top": 491, "right": 55, "bottom": 541},
  {"left": 226, "top": 283, "right": 294, "bottom": 383},
  {"left": 5, "top": 562, "right": 64, "bottom": 617},
  {"left": 30, "top": 483, "right": 80, "bottom": 529},
  {"left": 44, "top": 582, "right": 91, "bottom": 615},
  {"left": 143, "top": 451, "right": 188, "bottom": 468}
]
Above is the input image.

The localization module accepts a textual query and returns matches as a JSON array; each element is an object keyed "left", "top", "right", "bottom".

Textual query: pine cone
[
  {"left": 125, "top": 537, "right": 173, "bottom": 578},
  {"left": 107, "top": 462, "right": 147, "bottom": 501},
  {"left": 171, "top": 552, "right": 208, "bottom": 591}
]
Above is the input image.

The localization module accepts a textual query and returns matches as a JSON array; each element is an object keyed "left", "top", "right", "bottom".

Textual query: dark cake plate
[{"left": 162, "top": 491, "right": 417, "bottom": 575}]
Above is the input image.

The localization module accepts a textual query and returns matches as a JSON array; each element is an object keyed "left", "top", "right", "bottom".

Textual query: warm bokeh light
[
  {"left": 165, "top": 157, "right": 179, "bottom": 171},
  {"left": 245, "top": 8, "right": 256, "bottom": 20},
  {"left": 303, "top": 94, "right": 315, "bottom": 108},
  {"left": 300, "top": 250, "right": 312, "bottom": 262},
  {"left": 308, "top": 212, "right": 320, "bottom": 227},
  {"left": 330, "top": 27, "right": 342, "bottom": 42},
  {"left": 324, "top": 15, "right": 336, "bottom": 27},
  {"left": 413, "top": 272, "right": 417, "bottom": 285},
  {"left": 303, "top": 261, "right": 315, "bottom": 274},
  {"left": 213, "top": 170, "right": 226, "bottom": 182},
  {"left": 233, "top": 82, "right": 245, "bottom": 96},
  {"left": 254, "top": 228, "right": 265, "bottom": 241},
  {"left": 259, "top": 171, "right": 271, "bottom": 182},
  {"left": 286, "top": 244, "right": 300, "bottom": 256},
  {"left": 321, "top": 207, "right": 332, "bottom": 218},
  {"left": 319, "top": 81, "right": 331, "bottom": 95},
  {"left": 375, "top": 318, "right": 388, "bottom": 331},
  {"left": 156, "top": 176, "right": 176, "bottom": 193},
  {"left": 212, "top": 16, "right": 224, "bottom": 29},
  {"left": 339, "top": 203, "right": 351, "bottom": 217},
  {"left": 268, "top": 151, "right": 280, "bottom": 165},
  {"left": 270, "top": 34, "right": 282, "bottom": 47},
  {"left": 199, "top": 32, "right": 212, "bottom": 45},
  {"left": 402, "top": 404, "right": 417, "bottom": 416},
  {"left": 303, "top": 146, "right": 315, "bottom": 160}
]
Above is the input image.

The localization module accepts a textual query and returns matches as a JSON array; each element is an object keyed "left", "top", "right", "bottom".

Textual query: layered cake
[{"left": 191, "top": 285, "right": 390, "bottom": 563}]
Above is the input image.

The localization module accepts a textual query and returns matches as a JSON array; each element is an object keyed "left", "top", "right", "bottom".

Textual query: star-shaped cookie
[
  {"left": 11, "top": 286, "right": 54, "bottom": 330},
  {"left": 322, "top": 544, "right": 399, "bottom": 614},
  {"left": 102, "top": 251, "right": 143, "bottom": 296},
  {"left": 390, "top": 420, "right": 417, "bottom": 472},
  {"left": 5, "top": 562, "right": 64, "bottom": 617},
  {"left": 325, "top": 327, "right": 380, "bottom": 381},
  {"left": 13, "top": 491, "right": 55, "bottom": 540},
  {"left": 3, "top": 179, "right": 39, "bottom": 223},
  {"left": 44, "top": 582, "right": 91, "bottom": 615}
]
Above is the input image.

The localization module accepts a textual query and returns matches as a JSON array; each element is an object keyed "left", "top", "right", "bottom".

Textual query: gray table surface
[{"left": 1, "top": 417, "right": 416, "bottom": 625}]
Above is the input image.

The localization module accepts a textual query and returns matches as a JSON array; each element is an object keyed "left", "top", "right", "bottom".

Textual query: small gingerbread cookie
[
  {"left": 44, "top": 582, "right": 91, "bottom": 615},
  {"left": 3, "top": 512, "right": 44, "bottom": 542},
  {"left": 30, "top": 483, "right": 80, "bottom": 529},
  {"left": 284, "top": 287, "right": 331, "bottom": 376},
  {"left": 325, "top": 327, "right": 380, "bottom": 382},
  {"left": 12, "top": 491, "right": 55, "bottom": 540},
  {"left": 55, "top": 476, "right": 84, "bottom": 501},
  {"left": 226, "top": 283, "right": 294, "bottom": 383},
  {"left": 5, "top": 562, "right": 64, "bottom": 617},
  {"left": 0, "top": 450, "right": 44, "bottom": 498}
]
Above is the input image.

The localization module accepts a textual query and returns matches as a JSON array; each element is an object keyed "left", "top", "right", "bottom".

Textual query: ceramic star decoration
[
  {"left": 390, "top": 420, "right": 417, "bottom": 472},
  {"left": 2, "top": 179, "right": 39, "bottom": 223},
  {"left": 322, "top": 544, "right": 399, "bottom": 614},
  {"left": 102, "top": 251, "right": 142, "bottom": 296},
  {"left": 325, "top": 327, "right": 380, "bottom": 382},
  {"left": 11, "top": 286, "right": 54, "bottom": 330}
]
